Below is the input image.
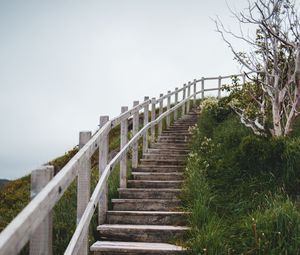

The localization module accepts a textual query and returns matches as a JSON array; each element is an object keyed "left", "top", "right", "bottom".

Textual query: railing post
[
  {"left": 120, "top": 106, "right": 128, "bottom": 188},
  {"left": 132, "top": 101, "right": 139, "bottom": 169},
  {"left": 30, "top": 165, "right": 54, "bottom": 255},
  {"left": 98, "top": 116, "right": 109, "bottom": 224},
  {"left": 218, "top": 76, "right": 222, "bottom": 98},
  {"left": 187, "top": 82, "right": 191, "bottom": 113},
  {"left": 151, "top": 98, "right": 156, "bottom": 143},
  {"left": 182, "top": 84, "right": 186, "bottom": 116},
  {"left": 193, "top": 79, "right": 197, "bottom": 106},
  {"left": 174, "top": 88, "right": 178, "bottom": 121},
  {"left": 201, "top": 77, "right": 205, "bottom": 99},
  {"left": 77, "top": 131, "right": 92, "bottom": 255},
  {"left": 158, "top": 93, "right": 163, "bottom": 135},
  {"left": 143, "top": 96, "right": 149, "bottom": 154},
  {"left": 166, "top": 91, "right": 171, "bottom": 128}
]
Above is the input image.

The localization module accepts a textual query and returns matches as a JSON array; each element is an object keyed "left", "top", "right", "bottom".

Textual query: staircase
[{"left": 90, "top": 110, "right": 198, "bottom": 254}]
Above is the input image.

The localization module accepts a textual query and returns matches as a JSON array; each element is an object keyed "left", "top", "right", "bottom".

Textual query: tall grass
[{"left": 183, "top": 98, "right": 300, "bottom": 254}]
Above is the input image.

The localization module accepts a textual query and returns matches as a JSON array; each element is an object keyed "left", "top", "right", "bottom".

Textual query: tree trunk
[{"left": 272, "top": 98, "right": 283, "bottom": 136}]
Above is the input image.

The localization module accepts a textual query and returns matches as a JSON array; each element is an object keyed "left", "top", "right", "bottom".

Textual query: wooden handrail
[{"left": 0, "top": 72, "right": 249, "bottom": 255}]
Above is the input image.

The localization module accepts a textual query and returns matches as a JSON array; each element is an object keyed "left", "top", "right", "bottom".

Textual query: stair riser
[
  {"left": 119, "top": 190, "right": 180, "bottom": 199},
  {"left": 132, "top": 174, "right": 183, "bottom": 181},
  {"left": 98, "top": 228, "right": 187, "bottom": 243},
  {"left": 152, "top": 144, "right": 189, "bottom": 148},
  {"left": 128, "top": 181, "right": 183, "bottom": 189},
  {"left": 135, "top": 167, "right": 184, "bottom": 173},
  {"left": 140, "top": 160, "right": 185, "bottom": 166},
  {"left": 158, "top": 139, "right": 190, "bottom": 143},
  {"left": 107, "top": 214, "right": 187, "bottom": 225},
  {"left": 112, "top": 201, "right": 181, "bottom": 211},
  {"left": 143, "top": 155, "right": 186, "bottom": 160},
  {"left": 147, "top": 149, "right": 189, "bottom": 155}
]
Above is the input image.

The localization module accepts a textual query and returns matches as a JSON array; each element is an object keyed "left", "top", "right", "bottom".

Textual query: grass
[{"left": 183, "top": 97, "right": 300, "bottom": 254}]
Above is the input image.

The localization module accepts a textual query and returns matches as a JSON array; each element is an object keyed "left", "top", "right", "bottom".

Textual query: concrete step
[
  {"left": 91, "top": 241, "right": 186, "bottom": 255},
  {"left": 118, "top": 188, "right": 181, "bottom": 199},
  {"left": 132, "top": 172, "right": 183, "bottom": 181},
  {"left": 135, "top": 165, "right": 184, "bottom": 172},
  {"left": 127, "top": 180, "right": 183, "bottom": 189},
  {"left": 106, "top": 211, "right": 188, "bottom": 225},
  {"left": 97, "top": 224, "right": 189, "bottom": 243},
  {"left": 112, "top": 199, "right": 181, "bottom": 211},
  {"left": 140, "top": 159, "right": 185, "bottom": 166}
]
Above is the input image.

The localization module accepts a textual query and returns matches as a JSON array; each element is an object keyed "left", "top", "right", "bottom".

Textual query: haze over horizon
[{"left": 0, "top": 0, "right": 249, "bottom": 179}]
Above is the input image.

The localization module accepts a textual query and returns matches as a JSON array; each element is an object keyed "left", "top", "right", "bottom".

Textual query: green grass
[{"left": 183, "top": 97, "right": 300, "bottom": 254}]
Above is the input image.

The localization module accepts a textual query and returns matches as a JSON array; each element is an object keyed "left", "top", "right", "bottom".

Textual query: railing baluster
[
  {"left": 132, "top": 101, "right": 139, "bottom": 169},
  {"left": 166, "top": 91, "right": 171, "bottom": 128},
  {"left": 182, "top": 84, "right": 186, "bottom": 116},
  {"left": 187, "top": 82, "right": 191, "bottom": 113},
  {"left": 120, "top": 106, "right": 128, "bottom": 188},
  {"left": 193, "top": 79, "right": 197, "bottom": 106},
  {"left": 99, "top": 116, "right": 109, "bottom": 224},
  {"left": 174, "top": 88, "right": 178, "bottom": 121},
  {"left": 218, "top": 76, "right": 222, "bottom": 98},
  {"left": 151, "top": 98, "right": 156, "bottom": 143},
  {"left": 158, "top": 93, "right": 163, "bottom": 135},
  {"left": 201, "top": 77, "right": 205, "bottom": 99},
  {"left": 77, "top": 131, "right": 92, "bottom": 255},
  {"left": 143, "top": 96, "right": 149, "bottom": 154},
  {"left": 30, "top": 165, "right": 54, "bottom": 255}
]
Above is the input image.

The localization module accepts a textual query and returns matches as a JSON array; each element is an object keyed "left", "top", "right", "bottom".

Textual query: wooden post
[
  {"left": 98, "top": 116, "right": 109, "bottom": 224},
  {"left": 77, "top": 131, "right": 91, "bottom": 255},
  {"left": 187, "top": 82, "right": 191, "bottom": 113},
  {"left": 193, "top": 79, "right": 197, "bottom": 106},
  {"left": 30, "top": 165, "right": 54, "bottom": 255},
  {"left": 166, "top": 91, "right": 171, "bottom": 128},
  {"left": 151, "top": 98, "right": 156, "bottom": 143},
  {"left": 120, "top": 106, "right": 128, "bottom": 188},
  {"left": 182, "top": 84, "right": 186, "bottom": 116},
  {"left": 174, "top": 88, "right": 178, "bottom": 121},
  {"left": 218, "top": 76, "right": 222, "bottom": 98},
  {"left": 158, "top": 93, "right": 163, "bottom": 135},
  {"left": 143, "top": 96, "right": 149, "bottom": 154},
  {"left": 132, "top": 101, "right": 139, "bottom": 169},
  {"left": 201, "top": 77, "right": 205, "bottom": 99}
]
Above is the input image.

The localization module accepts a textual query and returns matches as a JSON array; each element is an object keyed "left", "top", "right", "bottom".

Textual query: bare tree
[{"left": 215, "top": 0, "right": 300, "bottom": 136}]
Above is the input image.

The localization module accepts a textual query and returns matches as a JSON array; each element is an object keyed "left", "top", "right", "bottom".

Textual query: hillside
[
  {"left": 0, "top": 179, "right": 9, "bottom": 189},
  {"left": 183, "top": 98, "right": 300, "bottom": 254}
]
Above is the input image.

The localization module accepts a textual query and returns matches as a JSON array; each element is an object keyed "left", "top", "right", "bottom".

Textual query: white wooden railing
[{"left": 0, "top": 73, "right": 248, "bottom": 255}]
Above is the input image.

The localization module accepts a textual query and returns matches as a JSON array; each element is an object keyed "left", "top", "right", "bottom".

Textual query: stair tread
[
  {"left": 97, "top": 224, "right": 189, "bottom": 231},
  {"left": 118, "top": 188, "right": 181, "bottom": 191},
  {"left": 131, "top": 172, "right": 183, "bottom": 175},
  {"left": 112, "top": 198, "right": 180, "bottom": 202},
  {"left": 107, "top": 211, "right": 188, "bottom": 215},
  {"left": 91, "top": 241, "right": 186, "bottom": 252}
]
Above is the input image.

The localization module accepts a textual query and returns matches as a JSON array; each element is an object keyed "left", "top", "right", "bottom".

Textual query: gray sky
[{"left": 0, "top": 0, "right": 248, "bottom": 179}]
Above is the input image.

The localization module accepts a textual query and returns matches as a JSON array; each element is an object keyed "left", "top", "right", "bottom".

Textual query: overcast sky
[{"left": 0, "top": 0, "right": 249, "bottom": 179}]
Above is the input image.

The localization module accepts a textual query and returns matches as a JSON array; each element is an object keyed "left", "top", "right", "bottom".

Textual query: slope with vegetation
[{"left": 183, "top": 97, "right": 300, "bottom": 254}]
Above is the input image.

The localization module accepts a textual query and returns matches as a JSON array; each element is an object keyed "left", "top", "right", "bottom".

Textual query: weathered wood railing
[{"left": 0, "top": 73, "right": 248, "bottom": 255}]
